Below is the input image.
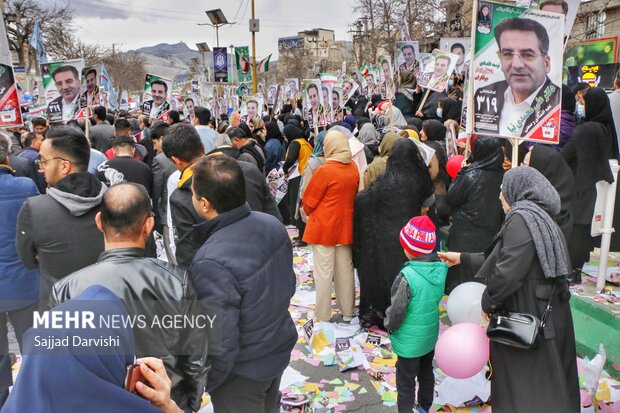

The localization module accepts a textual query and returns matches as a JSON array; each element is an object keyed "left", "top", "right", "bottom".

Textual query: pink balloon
[{"left": 435, "top": 323, "right": 490, "bottom": 379}]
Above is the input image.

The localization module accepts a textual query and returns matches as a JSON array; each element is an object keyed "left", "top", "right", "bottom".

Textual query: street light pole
[{"left": 251, "top": 0, "right": 257, "bottom": 93}]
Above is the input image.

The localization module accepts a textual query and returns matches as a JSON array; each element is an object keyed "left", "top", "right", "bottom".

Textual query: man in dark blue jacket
[
  {"left": 189, "top": 155, "right": 296, "bottom": 412},
  {"left": 0, "top": 135, "right": 39, "bottom": 407}
]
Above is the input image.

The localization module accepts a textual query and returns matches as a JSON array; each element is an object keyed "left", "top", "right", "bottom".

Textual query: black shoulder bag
[{"left": 486, "top": 284, "right": 555, "bottom": 349}]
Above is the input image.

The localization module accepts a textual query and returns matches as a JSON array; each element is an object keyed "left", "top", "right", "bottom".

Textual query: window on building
[{"left": 586, "top": 11, "right": 606, "bottom": 39}]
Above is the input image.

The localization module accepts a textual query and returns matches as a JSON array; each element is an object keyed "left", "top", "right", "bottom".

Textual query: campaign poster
[
  {"left": 40, "top": 59, "right": 85, "bottom": 123},
  {"left": 471, "top": 1, "right": 564, "bottom": 143},
  {"left": 240, "top": 94, "right": 263, "bottom": 124},
  {"left": 336, "top": 75, "right": 358, "bottom": 105},
  {"left": 417, "top": 49, "right": 458, "bottom": 92},
  {"left": 267, "top": 84, "right": 278, "bottom": 106},
  {"left": 302, "top": 79, "right": 326, "bottom": 128},
  {"left": 440, "top": 37, "right": 471, "bottom": 76},
  {"left": 395, "top": 41, "right": 422, "bottom": 78},
  {"left": 181, "top": 94, "right": 200, "bottom": 122},
  {"left": 0, "top": 16, "right": 22, "bottom": 126},
  {"left": 142, "top": 74, "right": 172, "bottom": 119},
  {"left": 378, "top": 55, "right": 394, "bottom": 99},
  {"left": 320, "top": 82, "right": 333, "bottom": 124},
  {"left": 0, "top": 63, "right": 23, "bottom": 127},
  {"left": 119, "top": 90, "right": 129, "bottom": 111},
  {"left": 332, "top": 86, "right": 345, "bottom": 122},
  {"left": 80, "top": 66, "right": 100, "bottom": 109},
  {"left": 528, "top": 0, "right": 580, "bottom": 47},
  {"left": 350, "top": 71, "right": 366, "bottom": 93},
  {"left": 284, "top": 78, "right": 300, "bottom": 101},
  {"left": 362, "top": 70, "right": 380, "bottom": 97}
]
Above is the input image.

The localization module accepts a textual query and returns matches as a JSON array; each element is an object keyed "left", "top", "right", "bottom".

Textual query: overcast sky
[{"left": 70, "top": 0, "right": 358, "bottom": 59}]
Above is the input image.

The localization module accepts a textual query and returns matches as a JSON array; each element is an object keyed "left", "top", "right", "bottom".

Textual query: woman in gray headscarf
[{"left": 439, "top": 166, "right": 579, "bottom": 413}]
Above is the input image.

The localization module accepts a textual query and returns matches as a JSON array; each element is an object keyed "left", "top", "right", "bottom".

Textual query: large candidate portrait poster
[
  {"left": 142, "top": 74, "right": 172, "bottom": 119},
  {"left": 395, "top": 41, "right": 422, "bottom": 78},
  {"left": 302, "top": 79, "right": 326, "bottom": 128},
  {"left": 471, "top": 1, "right": 564, "bottom": 143},
  {"left": 81, "top": 66, "right": 100, "bottom": 108},
  {"left": 284, "top": 78, "right": 300, "bottom": 101},
  {"left": 41, "top": 59, "right": 85, "bottom": 123},
  {"left": 417, "top": 49, "right": 458, "bottom": 92},
  {"left": 440, "top": 37, "right": 471, "bottom": 76}
]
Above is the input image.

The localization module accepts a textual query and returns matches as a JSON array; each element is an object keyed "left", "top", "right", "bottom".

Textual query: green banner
[{"left": 235, "top": 46, "right": 252, "bottom": 83}]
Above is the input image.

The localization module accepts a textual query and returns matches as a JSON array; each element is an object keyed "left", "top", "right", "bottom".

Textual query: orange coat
[{"left": 302, "top": 160, "right": 360, "bottom": 246}]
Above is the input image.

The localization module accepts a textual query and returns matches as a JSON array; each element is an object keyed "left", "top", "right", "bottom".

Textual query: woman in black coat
[
  {"left": 525, "top": 144, "right": 575, "bottom": 241},
  {"left": 353, "top": 139, "right": 433, "bottom": 328},
  {"left": 444, "top": 135, "right": 504, "bottom": 293},
  {"left": 561, "top": 87, "right": 617, "bottom": 272},
  {"left": 440, "top": 167, "right": 579, "bottom": 413}
]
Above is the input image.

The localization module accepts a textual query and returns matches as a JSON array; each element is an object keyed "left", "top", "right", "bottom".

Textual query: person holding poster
[
  {"left": 142, "top": 78, "right": 170, "bottom": 120},
  {"left": 418, "top": 51, "right": 458, "bottom": 92},
  {"left": 47, "top": 65, "right": 83, "bottom": 122},
  {"left": 473, "top": 12, "right": 562, "bottom": 140}
]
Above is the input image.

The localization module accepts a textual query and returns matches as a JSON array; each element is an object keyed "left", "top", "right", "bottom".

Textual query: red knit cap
[{"left": 400, "top": 216, "right": 436, "bottom": 257}]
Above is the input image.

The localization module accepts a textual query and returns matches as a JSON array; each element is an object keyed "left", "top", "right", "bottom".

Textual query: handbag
[{"left": 486, "top": 285, "right": 555, "bottom": 349}]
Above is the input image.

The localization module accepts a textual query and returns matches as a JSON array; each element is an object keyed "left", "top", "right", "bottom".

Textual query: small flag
[
  {"left": 235, "top": 50, "right": 251, "bottom": 73},
  {"left": 360, "top": 64, "right": 369, "bottom": 76},
  {"left": 257, "top": 54, "right": 272, "bottom": 73},
  {"left": 100, "top": 64, "right": 118, "bottom": 109},
  {"left": 28, "top": 21, "right": 48, "bottom": 64},
  {"left": 319, "top": 73, "right": 338, "bottom": 84}
]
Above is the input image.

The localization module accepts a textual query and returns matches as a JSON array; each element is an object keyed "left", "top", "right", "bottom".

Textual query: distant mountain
[{"left": 133, "top": 42, "right": 201, "bottom": 67}]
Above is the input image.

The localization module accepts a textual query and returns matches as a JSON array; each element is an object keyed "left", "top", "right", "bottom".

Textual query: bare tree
[
  {"left": 103, "top": 52, "right": 146, "bottom": 95},
  {"left": 4, "top": 0, "right": 72, "bottom": 72},
  {"left": 4, "top": 0, "right": 110, "bottom": 72}
]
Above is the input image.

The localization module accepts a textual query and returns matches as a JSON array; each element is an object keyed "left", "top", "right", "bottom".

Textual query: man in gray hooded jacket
[{"left": 16, "top": 126, "right": 107, "bottom": 309}]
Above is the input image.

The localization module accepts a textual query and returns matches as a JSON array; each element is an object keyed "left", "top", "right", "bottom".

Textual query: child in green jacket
[{"left": 385, "top": 216, "right": 448, "bottom": 413}]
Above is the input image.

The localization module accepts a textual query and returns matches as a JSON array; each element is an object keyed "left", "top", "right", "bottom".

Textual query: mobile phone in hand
[{"left": 125, "top": 363, "right": 147, "bottom": 396}]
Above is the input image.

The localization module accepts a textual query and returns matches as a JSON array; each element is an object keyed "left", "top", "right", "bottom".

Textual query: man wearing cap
[{"left": 96, "top": 136, "right": 153, "bottom": 195}]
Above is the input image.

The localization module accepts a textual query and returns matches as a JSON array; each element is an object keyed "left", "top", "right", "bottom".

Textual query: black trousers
[
  {"left": 287, "top": 176, "right": 305, "bottom": 239},
  {"left": 210, "top": 373, "right": 282, "bottom": 413},
  {"left": 0, "top": 302, "right": 37, "bottom": 407},
  {"left": 396, "top": 350, "right": 435, "bottom": 413}
]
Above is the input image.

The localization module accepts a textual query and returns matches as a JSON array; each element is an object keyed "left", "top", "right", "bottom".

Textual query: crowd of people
[{"left": 0, "top": 67, "right": 618, "bottom": 413}]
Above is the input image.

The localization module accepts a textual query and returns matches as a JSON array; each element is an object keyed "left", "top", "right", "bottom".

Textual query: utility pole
[
  {"left": 250, "top": 0, "right": 258, "bottom": 93},
  {"left": 112, "top": 43, "right": 124, "bottom": 57}
]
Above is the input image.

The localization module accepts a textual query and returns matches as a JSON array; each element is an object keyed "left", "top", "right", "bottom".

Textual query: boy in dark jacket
[{"left": 384, "top": 216, "right": 447, "bottom": 413}]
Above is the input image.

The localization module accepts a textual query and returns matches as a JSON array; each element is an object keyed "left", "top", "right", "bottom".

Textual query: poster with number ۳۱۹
[{"left": 470, "top": 1, "right": 564, "bottom": 143}]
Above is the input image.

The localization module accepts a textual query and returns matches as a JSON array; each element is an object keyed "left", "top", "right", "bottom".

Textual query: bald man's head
[{"left": 99, "top": 183, "right": 152, "bottom": 241}]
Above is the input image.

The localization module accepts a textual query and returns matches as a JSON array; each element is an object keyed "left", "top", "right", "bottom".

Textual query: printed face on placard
[
  {"left": 53, "top": 68, "right": 81, "bottom": 103},
  {"left": 498, "top": 30, "right": 550, "bottom": 101},
  {"left": 247, "top": 100, "right": 259, "bottom": 118},
  {"left": 308, "top": 84, "right": 320, "bottom": 111},
  {"left": 151, "top": 83, "right": 167, "bottom": 106}
]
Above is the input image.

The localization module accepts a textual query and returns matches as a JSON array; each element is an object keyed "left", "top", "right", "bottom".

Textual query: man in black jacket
[
  {"left": 51, "top": 183, "right": 208, "bottom": 413},
  {"left": 16, "top": 126, "right": 106, "bottom": 308},
  {"left": 164, "top": 124, "right": 281, "bottom": 267},
  {"left": 96, "top": 136, "right": 153, "bottom": 195},
  {"left": 189, "top": 156, "right": 296, "bottom": 412}
]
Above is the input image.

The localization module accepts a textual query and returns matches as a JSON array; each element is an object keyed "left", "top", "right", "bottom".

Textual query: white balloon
[{"left": 447, "top": 282, "right": 487, "bottom": 324}]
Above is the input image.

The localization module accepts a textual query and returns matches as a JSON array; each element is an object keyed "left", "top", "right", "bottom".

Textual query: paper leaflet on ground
[{"left": 434, "top": 368, "right": 491, "bottom": 407}]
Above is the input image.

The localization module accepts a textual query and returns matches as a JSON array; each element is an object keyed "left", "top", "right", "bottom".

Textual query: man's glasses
[
  {"left": 35, "top": 157, "right": 71, "bottom": 168},
  {"left": 497, "top": 50, "right": 544, "bottom": 63}
]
